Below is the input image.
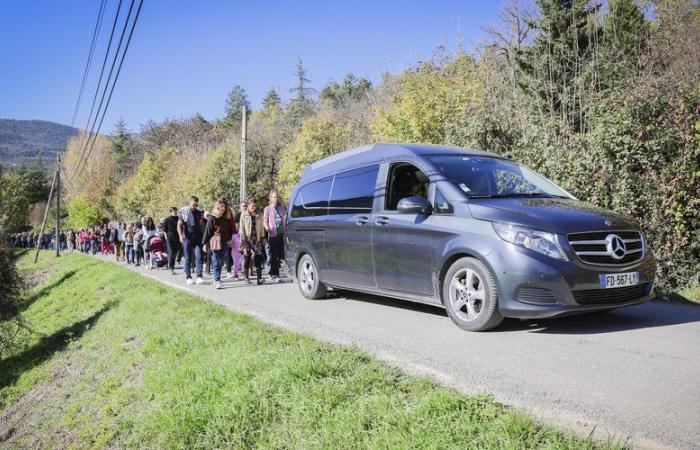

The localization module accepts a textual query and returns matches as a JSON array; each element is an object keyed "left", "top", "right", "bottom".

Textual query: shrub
[{"left": 0, "top": 230, "right": 23, "bottom": 357}]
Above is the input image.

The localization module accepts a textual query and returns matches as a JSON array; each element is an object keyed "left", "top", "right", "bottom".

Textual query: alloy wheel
[{"left": 448, "top": 268, "right": 485, "bottom": 322}]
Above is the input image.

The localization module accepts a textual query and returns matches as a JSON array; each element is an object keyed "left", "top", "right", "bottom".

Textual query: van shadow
[
  {"left": 487, "top": 299, "right": 700, "bottom": 334},
  {"left": 0, "top": 301, "right": 117, "bottom": 391},
  {"left": 330, "top": 289, "right": 448, "bottom": 317},
  {"left": 330, "top": 291, "right": 700, "bottom": 334}
]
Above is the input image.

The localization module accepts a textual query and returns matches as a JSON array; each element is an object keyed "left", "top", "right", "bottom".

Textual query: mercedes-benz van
[{"left": 284, "top": 143, "right": 655, "bottom": 331}]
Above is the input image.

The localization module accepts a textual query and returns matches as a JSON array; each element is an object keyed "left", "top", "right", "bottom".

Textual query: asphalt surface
[{"left": 95, "top": 254, "right": 700, "bottom": 450}]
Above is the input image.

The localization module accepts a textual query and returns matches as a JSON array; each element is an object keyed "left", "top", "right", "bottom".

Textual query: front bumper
[{"left": 486, "top": 241, "right": 656, "bottom": 319}]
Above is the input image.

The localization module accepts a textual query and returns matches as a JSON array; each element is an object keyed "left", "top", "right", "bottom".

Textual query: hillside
[{"left": 0, "top": 119, "right": 79, "bottom": 165}]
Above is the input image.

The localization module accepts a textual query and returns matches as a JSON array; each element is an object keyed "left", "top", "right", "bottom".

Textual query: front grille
[
  {"left": 567, "top": 230, "right": 644, "bottom": 266},
  {"left": 573, "top": 283, "right": 652, "bottom": 305},
  {"left": 516, "top": 287, "right": 557, "bottom": 304}
]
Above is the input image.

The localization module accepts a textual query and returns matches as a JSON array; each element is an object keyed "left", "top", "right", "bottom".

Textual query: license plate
[{"left": 600, "top": 272, "right": 639, "bottom": 289}]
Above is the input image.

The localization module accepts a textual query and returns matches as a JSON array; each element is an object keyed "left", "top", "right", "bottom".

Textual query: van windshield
[{"left": 426, "top": 155, "right": 573, "bottom": 199}]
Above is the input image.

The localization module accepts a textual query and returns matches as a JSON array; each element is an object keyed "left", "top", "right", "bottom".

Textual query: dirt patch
[
  {"left": 23, "top": 266, "right": 57, "bottom": 291},
  {"left": 0, "top": 358, "right": 84, "bottom": 448}
]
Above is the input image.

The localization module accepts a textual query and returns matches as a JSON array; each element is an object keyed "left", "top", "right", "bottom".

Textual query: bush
[
  {"left": 0, "top": 230, "right": 23, "bottom": 357},
  {"left": 65, "top": 195, "right": 103, "bottom": 229}
]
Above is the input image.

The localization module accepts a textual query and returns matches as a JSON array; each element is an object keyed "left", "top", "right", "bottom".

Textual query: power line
[
  {"left": 71, "top": 0, "right": 144, "bottom": 187},
  {"left": 70, "top": 0, "right": 107, "bottom": 127},
  {"left": 69, "top": 0, "right": 125, "bottom": 182}
]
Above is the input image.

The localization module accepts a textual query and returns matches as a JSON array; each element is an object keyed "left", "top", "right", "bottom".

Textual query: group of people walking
[
  {"left": 181, "top": 192, "right": 287, "bottom": 289},
  {"left": 10, "top": 191, "right": 289, "bottom": 290}
]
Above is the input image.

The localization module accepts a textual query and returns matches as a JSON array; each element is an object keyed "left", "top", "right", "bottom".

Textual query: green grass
[
  {"left": 1, "top": 252, "right": 624, "bottom": 449},
  {"left": 678, "top": 285, "right": 700, "bottom": 304}
]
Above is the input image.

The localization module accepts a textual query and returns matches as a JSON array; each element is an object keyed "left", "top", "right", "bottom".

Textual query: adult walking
[
  {"left": 163, "top": 207, "right": 181, "bottom": 275},
  {"left": 230, "top": 200, "right": 246, "bottom": 281},
  {"left": 240, "top": 197, "right": 266, "bottom": 285},
  {"left": 142, "top": 217, "right": 158, "bottom": 267},
  {"left": 178, "top": 196, "right": 205, "bottom": 285},
  {"left": 263, "top": 190, "right": 287, "bottom": 282},
  {"left": 124, "top": 224, "right": 135, "bottom": 264},
  {"left": 201, "top": 197, "right": 235, "bottom": 289}
]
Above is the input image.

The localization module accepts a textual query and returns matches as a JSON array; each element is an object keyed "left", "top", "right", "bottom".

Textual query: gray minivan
[{"left": 284, "top": 143, "right": 655, "bottom": 331}]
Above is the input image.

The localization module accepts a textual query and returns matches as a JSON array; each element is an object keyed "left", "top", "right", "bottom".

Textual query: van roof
[{"left": 300, "top": 143, "right": 499, "bottom": 182}]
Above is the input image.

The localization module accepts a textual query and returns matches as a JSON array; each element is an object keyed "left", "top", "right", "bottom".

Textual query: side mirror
[{"left": 397, "top": 196, "right": 433, "bottom": 215}]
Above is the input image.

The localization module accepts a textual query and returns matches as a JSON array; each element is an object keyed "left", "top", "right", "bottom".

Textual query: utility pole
[
  {"left": 55, "top": 153, "right": 61, "bottom": 257},
  {"left": 240, "top": 104, "right": 247, "bottom": 202},
  {"left": 34, "top": 163, "right": 58, "bottom": 263}
]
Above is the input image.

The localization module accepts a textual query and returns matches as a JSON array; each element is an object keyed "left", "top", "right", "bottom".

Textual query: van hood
[{"left": 467, "top": 197, "right": 639, "bottom": 235}]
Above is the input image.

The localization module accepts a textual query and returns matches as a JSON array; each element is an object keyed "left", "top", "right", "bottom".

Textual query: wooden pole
[
  {"left": 55, "top": 153, "right": 61, "bottom": 257},
  {"left": 34, "top": 164, "right": 58, "bottom": 263},
  {"left": 240, "top": 104, "right": 247, "bottom": 202}
]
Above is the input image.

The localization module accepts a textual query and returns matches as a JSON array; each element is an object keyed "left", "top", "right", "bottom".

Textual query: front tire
[
  {"left": 442, "top": 257, "right": 503, "bottom": 331},
  {"left": 297, "top": 254, "right": 327, "bottom": 299}
]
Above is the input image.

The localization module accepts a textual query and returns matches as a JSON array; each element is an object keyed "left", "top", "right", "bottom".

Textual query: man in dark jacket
[
  {"left": 177, "top": 196, "right": 204, "bottom": 285},
  {"left": 163, "top": 207, "right": 181, "bottom": 275}
]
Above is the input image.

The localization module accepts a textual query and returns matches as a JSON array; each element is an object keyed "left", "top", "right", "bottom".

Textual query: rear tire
[
  {"left": 297, "top": 254, "right": 327, "bottom": 300},
  {"left": 442, "top": 257, "right": 503, "bottom": 331}
]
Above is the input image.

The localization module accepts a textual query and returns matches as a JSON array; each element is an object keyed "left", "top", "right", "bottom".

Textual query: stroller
[{"left": 146, "top": 235, "right": 168, "bottom": 270}]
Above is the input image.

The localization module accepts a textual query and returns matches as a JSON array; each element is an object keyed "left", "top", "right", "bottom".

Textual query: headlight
[{"left": 492, "top": 222, "right": 568, "bottom": 260}]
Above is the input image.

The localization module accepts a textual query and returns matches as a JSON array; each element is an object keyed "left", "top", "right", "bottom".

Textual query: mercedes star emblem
[{"left": 605, "top": 234, "right": 627, "bottom": 259}]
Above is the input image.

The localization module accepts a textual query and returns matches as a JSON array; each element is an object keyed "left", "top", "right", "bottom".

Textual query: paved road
[{"left": 95, "top": 255, "right": 700, "bottom": 449}]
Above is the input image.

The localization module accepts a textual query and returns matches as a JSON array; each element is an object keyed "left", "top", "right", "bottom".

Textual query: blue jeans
[
  {"left": 210, "top": 248, "right": 225, "bottom": 282},
  {"left": 183, "top": 237, "right": 203, "bottom": 279},
  {"left": 126, "top": 244, "right": 135, "bottom": 263}
]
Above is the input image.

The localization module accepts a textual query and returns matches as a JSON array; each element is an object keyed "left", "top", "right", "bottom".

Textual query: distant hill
[{"left": 0, "top": 119, "right": 79, "bottom": 165}]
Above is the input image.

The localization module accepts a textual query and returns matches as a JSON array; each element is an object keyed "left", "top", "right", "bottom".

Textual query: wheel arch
[{"left": 437, "top": 249, "right": 500, "bottom": 306}]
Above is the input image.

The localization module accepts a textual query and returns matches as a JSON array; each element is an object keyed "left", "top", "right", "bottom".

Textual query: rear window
[
  {"left": 290, "top": 176, "right": 332, "bottom": 218},
  {"left": 329, "top": 165, "right": 378, "bottom": 215}
]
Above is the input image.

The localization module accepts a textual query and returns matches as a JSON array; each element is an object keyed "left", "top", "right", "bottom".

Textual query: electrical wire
[{"left": 70, "top": 0, "right": 107, "bottom": 127}]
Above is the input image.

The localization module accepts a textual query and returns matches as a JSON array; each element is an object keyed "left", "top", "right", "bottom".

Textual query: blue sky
[{"left": 0, "top": 0, "right": 505, "bottom": 133}]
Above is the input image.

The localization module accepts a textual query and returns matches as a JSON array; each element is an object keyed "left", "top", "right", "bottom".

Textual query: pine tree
[
  {"left": 262, "top": 87, "right": 282, "bottom": 110},
  {"left": 604, "top": 0, "right": 648, "bottom": 68},
  {"left": 111, "top": 118, "right": 132, "bottom": 157},
  {"left": 516, "top": 0, "right": 601, "bottom": 132},
  {"left": 287, "top": 59, "right": 316, "bottom": 130},
  {"left": 224, "top": 85, "right": 251, "bottom": 131},
  {"left": 290, "top": 58, "right": 315, "bottom": 101}
]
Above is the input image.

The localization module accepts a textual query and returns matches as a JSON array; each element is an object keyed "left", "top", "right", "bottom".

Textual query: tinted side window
[
  {"left": 291, "top": 177, "right": 332, "bottom": 218},
  {"left": 328, "top": 165, "right": 378, "bottom": 215},
  {"left": 434, "top": 189, "right": 454, "bottom": 214}
]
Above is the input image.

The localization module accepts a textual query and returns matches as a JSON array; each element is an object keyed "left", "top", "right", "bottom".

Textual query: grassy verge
[
  {"left": 656, "top": 285, "right": 700, "bottom": 305},
  {"left": 1, "top": 252, "right": 622, "bottom": 449}
]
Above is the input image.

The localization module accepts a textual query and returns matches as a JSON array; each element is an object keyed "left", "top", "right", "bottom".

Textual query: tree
[
  {"left": 111, "top": 119, "right": 132, "bottom": 156},
  {"left": 290, "top": 57, "right": 315, "bottom": 101},
  {"left": 604, "top": 0, "right": 647, "bottom": 54},
  {"left": 224, "top": 85, "right": 251, "bottom": 132},
  {"left": 0, "top": 228, "right": 22, "bottom": 358},
  {"left": 603, "top": 0, "right": 648, "bottom": 82},
  {"left": 515, "top": 0, "right": 602, "bottom": 133},
  {"left": 276, "top": 117, "right": 349, "bottom": 200},
  {"left": 320, "top": 74, "right": 372, "bottom": 107},
  {"left": 287, "top": 59, "right": 317, "bottom": 130},
  {"left": 0, "top": 168, "right": 31, "bottom": 233},
  {"left": 372, "top": 55, "right": 486, "bottom": 146},
  {"left": 262, "top": 87, "right": 282, "bottom": 110},
  {"left": 66, "top": 195, "right": 103, "bottom": 229}
]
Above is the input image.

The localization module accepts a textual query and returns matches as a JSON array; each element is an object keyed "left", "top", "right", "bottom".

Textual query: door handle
[
  {"left": 355, "top": 216, "right": 369, "bottom": 225},
  {"left": 375, "top": 216, "right": 390, "bottom": 226}
]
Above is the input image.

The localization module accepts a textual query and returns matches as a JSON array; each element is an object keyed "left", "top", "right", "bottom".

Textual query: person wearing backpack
[{"left": 178, "top": 196, "right": 205, "bottom": 285}]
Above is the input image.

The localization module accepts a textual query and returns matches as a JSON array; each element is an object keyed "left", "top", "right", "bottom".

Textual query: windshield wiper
[{"left": 468, "top": 193, "right": 566, "bottom": 199}]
